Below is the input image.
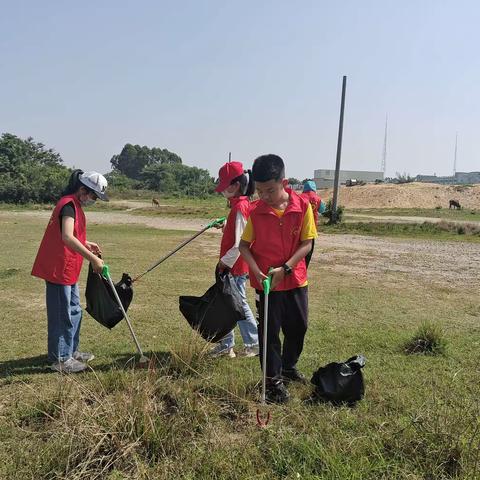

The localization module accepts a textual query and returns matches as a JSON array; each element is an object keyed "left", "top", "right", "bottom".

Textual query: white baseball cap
[{"left": 79, "top": 171, "right": 109, "bottom": 201}]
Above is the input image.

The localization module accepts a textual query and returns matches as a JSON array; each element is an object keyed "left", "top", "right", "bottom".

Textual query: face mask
[
  {"left": 81, "top": 197, "right": 96, "bottom": 207},
  {"left": 222, "top": 189, "right": 236, "bottom": 199},
  {"left": 222, "top": 183, "right": 238, "bottom": 199}
]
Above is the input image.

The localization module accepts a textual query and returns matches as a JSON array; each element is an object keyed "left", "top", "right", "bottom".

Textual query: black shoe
[
  {"left": 265, "top": 380, "right": 290, "bottom": 404},
  {"left": 282, "top": 368, "right": 307, "bottom": 384}
]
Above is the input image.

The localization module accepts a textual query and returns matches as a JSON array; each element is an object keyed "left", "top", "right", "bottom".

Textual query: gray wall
[
  {"left": 314, "top": 169, "right": 384, "bottom": 188},
  {"left": 416, "top": 172, "right": 480, "bottom": 185}
]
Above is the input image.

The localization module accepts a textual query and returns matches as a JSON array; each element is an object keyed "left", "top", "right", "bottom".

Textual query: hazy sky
[{"left": 1, "top": 1, "right": 479, "bottom": 179}]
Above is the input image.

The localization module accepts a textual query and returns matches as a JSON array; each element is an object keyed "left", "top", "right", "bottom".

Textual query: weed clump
[{"left": 403, "top": 322, "right": 447, "bottom": 355}]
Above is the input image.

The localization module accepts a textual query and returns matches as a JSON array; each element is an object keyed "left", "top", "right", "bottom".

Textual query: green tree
[
  {"left": 395, "top": 172, "right": 414, "bottom": 184},
  {"left": 104, "top": 171, "right": 142, "bottom": 192},
  {"left": 288, "top": 177, "right": 301, "bottom": 186},
  {"left": 110, "top": 144, "right": 182, "bottom": 180},
  {"left": 142, "top": 163, "right": 215, "bottom": 197},
  {"left": 0, "top": 133, "right": 70, "bottom": 203}
]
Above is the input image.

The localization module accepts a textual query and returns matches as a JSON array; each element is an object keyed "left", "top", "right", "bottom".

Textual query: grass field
[
  {"left": 1, "top": 210, "right": 479, "bottom": 479},
  {"left": 321, "top": 221, "right": 480, "bottom": 243},
  {"left": 348, "top": 208, "right": 480, "bottom": 222}
]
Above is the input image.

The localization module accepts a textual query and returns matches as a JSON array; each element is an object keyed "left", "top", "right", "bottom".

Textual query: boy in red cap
[
  {"left": 239, "top": 154, "right": 317, "bottom": 403},
  {"left": 210, "top": 161, "right": 259, "bottom": 358}
]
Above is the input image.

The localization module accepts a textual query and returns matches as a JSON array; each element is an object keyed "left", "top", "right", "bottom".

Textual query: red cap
[{"left": 215, "top": 161, "right": 244, "bottom": 192}]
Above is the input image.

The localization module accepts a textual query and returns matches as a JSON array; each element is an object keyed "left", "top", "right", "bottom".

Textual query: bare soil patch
[{"left": 318, "top": 182, "right": 480, "bottom": 209}]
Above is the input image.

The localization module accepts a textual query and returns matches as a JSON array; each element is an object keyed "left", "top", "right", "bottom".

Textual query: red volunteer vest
[
  {"left": 249, "top": 188, "right": 310, "bottom": 291},
  {"left": 301, "top": 190, "right": 321, "bottom": 224},
  {"left": 220, "top": 196, "right": 251, "bottom": 276},
  {"left": 31, "top": 195, "right": 87, "bottom": 285}
]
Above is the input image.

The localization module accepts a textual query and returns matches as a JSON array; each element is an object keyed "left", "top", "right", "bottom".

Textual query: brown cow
[
  {"left": 449, "top": 199, "right": 461, "bottom": 210},
  {"left": 152, "top": 198, "right": 160, "bottom": 207}
]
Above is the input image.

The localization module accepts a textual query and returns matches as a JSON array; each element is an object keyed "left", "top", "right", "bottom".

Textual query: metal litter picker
[
  {"left": 256, "top": 274, "right": 272, "bottom": 427},
  {"left": 102, "top": 265, "right": 149, "bottom": 365},
  {"left": 131, "top": 216, "right": 226, "bottom": 283}
]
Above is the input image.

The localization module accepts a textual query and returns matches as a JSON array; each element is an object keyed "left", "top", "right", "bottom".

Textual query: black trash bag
[
  {"left": 179, "top": 270, "right": 244, "bottom": 342},
  {"left": 310, "top": 355, "right": 366, "bottom": 406},
  {"left": 85, "top": 263, "right": 133, "bottom": 329}
]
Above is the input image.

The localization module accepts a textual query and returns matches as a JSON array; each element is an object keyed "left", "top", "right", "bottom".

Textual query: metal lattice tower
[
  {"left": 381, "top": 114, "right": 388, "bottom": 175},
  {"left": 453, "top": 133, "right": 458, "bottom": 176}
]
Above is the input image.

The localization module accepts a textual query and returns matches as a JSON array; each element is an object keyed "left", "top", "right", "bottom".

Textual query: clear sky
[{"left": 1, "top": 1, "right": 478, "bottom": 179}]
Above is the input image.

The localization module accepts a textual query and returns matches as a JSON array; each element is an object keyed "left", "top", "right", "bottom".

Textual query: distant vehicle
[{"left": 345, "top": 179, "right": 366, "bottom": 187}]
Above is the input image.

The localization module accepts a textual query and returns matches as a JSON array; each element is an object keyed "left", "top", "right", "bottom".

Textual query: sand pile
[{"left": 317, "top": 183, "right": 480, "bottom": 209}]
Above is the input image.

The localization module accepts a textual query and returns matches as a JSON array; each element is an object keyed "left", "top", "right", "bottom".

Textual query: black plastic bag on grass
[
  {"left": 310, "top": 355, "right": 366, "bottom": 406},
  {"left": 178, "top": 270, "right": 244, "bottom": 342},
  {"left": 85, "top": 263, "right": 133, "bottom": 329}
]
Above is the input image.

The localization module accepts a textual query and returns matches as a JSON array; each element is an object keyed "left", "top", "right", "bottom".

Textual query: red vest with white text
[
  {"left": 31, "top": 195, "right": 87, "bottom": 285},
  {"left": 249, "top": 189, "right": 309, "bottom": 291}
]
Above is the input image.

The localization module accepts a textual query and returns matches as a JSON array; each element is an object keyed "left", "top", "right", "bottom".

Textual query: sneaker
[
  {"left": 208, "top": 344, "right": 236, "bottom": 358},
  {"left": 282, "top": 368, "right": 307, "bottom": 384},
  {"left": 73, "top": 351, "right": 95, "bottom": 363},
  {"left": 239, "top": 345, "right": 260, "bottom": 357},
  {"left": 50, "top": 357, "right": 87, "bottom": 374},
  {"left": 266, "top": 380, "right": 290, "bottom": 404}
]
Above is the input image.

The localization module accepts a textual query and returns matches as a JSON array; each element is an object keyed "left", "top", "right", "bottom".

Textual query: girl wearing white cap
[{"left": 32, "top": 169, "right": 109, "bottom": 373}]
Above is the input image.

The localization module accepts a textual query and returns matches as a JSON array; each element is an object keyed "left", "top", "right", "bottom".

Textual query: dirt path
[
  {"left": 346, "top": 213, "right": 480, "bottom": 226},
  {"left": 109, "top": 200, "right": 172, "bottom": 211},
  {"left": 2, "top": 209, "right": 479, "bottom": 289},
  {"left": 0, "top": 209, "right": 215, "bottom": 232},
  {"left": 315, "top": 234, "right": 480, "bottom": 289}
]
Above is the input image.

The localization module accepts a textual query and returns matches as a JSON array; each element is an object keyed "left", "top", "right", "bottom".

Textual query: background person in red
[
  {"left": 32, "top": 170, "right": 109, "bottom": 373},
  {"left": 300, "top": 180, "right": 321, "bottom": 268},
  {"left": 210, "top": 161, "right": 259, "bottom": 358}
]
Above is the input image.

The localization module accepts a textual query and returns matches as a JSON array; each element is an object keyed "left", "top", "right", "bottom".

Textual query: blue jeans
[
  {"left": 220, "top": 274, "right": 258, "bottom": 349},
  {"left": 46, "top": 282, "right": 83, "bottom": 362}
]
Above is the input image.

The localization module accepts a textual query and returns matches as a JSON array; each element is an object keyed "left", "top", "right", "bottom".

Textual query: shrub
[{"left": 322, "top": 198, "right": 344, "bottom": 223}]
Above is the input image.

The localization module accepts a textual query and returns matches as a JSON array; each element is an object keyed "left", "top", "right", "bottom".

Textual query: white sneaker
[
  {"left": 50, "top": 357, "right": 87, "bottom": 374},
  {"left": 240, "top": 345, "right": 260, "bottom": 357},
  {"left": 208, "top": 344, "right": 236, "bottom": 358},
  {"left": 73, "top": 351, "right": 95, "bottom": 362}
]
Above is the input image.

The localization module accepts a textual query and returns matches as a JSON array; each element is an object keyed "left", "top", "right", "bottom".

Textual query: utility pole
[{"left": 331, "top": 75, "right": 347, "bottom": 224}]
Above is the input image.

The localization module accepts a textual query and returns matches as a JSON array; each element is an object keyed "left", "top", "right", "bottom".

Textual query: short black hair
[{"left": 252, "top": 154, "right": 285, "bottom": 182}]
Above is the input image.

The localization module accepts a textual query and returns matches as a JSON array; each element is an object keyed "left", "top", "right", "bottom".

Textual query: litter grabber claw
[
  {"left": 256, "top": 272, "right": 273, "bottom": 428},
  {"left": 256, "top": 409, "right": 270, "bottom": 427},
  {"left": 102, "top": 265, "right": 149, "bottom": 366},
  {"left": 132, "top": 216, "right": 226, "bottom": 283}
]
